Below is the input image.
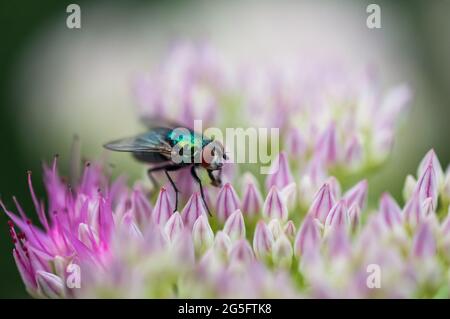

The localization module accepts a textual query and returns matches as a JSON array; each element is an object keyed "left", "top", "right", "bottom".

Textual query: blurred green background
[{"left": 1, "top": 0, "right": 450, "bottom": 298}]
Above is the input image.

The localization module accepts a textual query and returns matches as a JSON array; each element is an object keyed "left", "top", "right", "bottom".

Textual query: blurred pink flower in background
[{"left": 134, "top": 43, "right": 412, "bottom": 203}]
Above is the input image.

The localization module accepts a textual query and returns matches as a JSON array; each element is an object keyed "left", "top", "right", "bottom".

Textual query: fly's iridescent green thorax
[{"left": 167, "top": 128, "right": 212, "bottom": 150}]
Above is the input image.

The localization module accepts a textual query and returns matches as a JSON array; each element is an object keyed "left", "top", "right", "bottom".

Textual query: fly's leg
[
  {"left": 147, "top": 164, "right": 184, "bottom": 213},
  {"left": 164, "top": 170, "right": 179, "bottom": 213},
  {"left": 191, "top": 166, "right": 212, "bottom": 216}
]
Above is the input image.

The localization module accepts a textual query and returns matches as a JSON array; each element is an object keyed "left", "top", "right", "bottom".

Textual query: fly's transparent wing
[{"left": 103, "top": 129, "right": 172, "bottom": 156}]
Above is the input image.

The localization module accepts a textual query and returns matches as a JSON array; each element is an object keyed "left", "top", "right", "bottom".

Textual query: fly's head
[{"left": 201, "top": 140, "right": 227, "bottom": 171}]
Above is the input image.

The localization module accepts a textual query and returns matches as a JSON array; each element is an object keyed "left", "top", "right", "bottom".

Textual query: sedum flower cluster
[
  {"left": 4, "top": 43, "right": 449, "bottom": 299},
  {"left": 3, "top": 149, "right": 450, "bottom": 298}
]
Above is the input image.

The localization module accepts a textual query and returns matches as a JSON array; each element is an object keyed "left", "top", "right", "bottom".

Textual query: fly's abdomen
[{"left": 132, "top": 151, "right": 170, "bottom": 163}]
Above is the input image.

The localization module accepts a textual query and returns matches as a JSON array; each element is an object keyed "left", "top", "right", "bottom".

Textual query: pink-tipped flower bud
[
  {"left": 223, "top": 210, "right": 246, "bottom": 241},
  {"left": 192, "top": 215, "right": 214, "bottom": 253},
  {"left": 325, "top": 200, "right": 349, "bottom": 230},
  {"left": 241, "top": 173, "right": 263, "bottom": 217},
  {"left": 164, "top": 212, "right": 184, "bottom": 242},
  {"left": 417, "top": 149, "right": 443, "bottom": 185},
  {"left": 36, "top": 271, "right": 65, "bottom": 299},
  {"left": 216, "top": 183, "right": 241, "bottom": 222},
  {"left": 344, "top": 135, "right": 363, "bottom": 169},
  {"left": 285, "top": 127, "right": 306, "bottom": 157},
  {"left": 283, "top": 220, "right": 296, "bottom": 240},
  {"left": 379, "top": 193, "right": 402, "bottom": 228},
  {"left": 265, "top": 152, "right": 294, "bottom": 190},
  {"left": 414, "top": 163, "right": 438, "bottom": 208},
  {"left": 181, "top": 192, "right": 207, "bottom": 230},
  {"left": 412, "top": 221, "right": 436, "bottom": 258},
  {"left": 153, "top": 187, "right": 173, "bottom": 225},
  {"left": 315, "top": 122, "right": 338, "bottom": 165},
  {"left": 229, "top": 239, "right": 254, "bottom": 265},
  {"left": 214, "top": 231, "right": 232, "bottom": 257},
  {"left": 268, "top": 219, "right": 284, "bottom": 240},
  {"left": 307, "top": 182, "right": 335, "bottom": 223},
  {"left": 272, "top": 235, "right": 293, "bottom": 269},
  {"left": 327, "top": 225, "right": 350, "bottom": 259},
  {"left": 294, "top": 216, "right": 321, "bottom": 257},
  {"left": 253, "top": 221, "right": 274, "bottom": 259},
  {"left": 263, "top": 187, "right": 288, "bottom": 221},
  {"left": 343, "top": 179, "right": 368, "bottom": 210},
  {"left": 348, "top": 203, "right": 361, "bottom": 231},
  {"left": 131, "top": 187, "right": 152, "bottom": 226}
]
